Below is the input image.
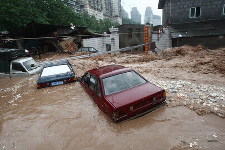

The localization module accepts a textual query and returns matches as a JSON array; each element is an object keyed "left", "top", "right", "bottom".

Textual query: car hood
[{"left": 105, "top": 82, "right": 163, "bottom": 109}]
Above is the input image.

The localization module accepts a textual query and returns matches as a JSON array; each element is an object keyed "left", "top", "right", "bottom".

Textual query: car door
[
  {"left": 82, "top": 73, "right": 109, "bottom": 113},
  {"left": 88, "top": 75, "right": 104, "bottom": 110}
]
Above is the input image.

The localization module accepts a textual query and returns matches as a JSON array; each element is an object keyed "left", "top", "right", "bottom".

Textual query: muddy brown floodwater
[
  {"left": 0, "top": 75, "right": 224, "bottom": 150},
  {"left": 0, "top": 46, "right": 225, "bottom": 150}
]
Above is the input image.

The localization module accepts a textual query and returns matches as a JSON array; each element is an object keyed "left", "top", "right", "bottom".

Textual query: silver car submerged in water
[{"left": 0, "top": 57, "right": 43, "bottom": 77}]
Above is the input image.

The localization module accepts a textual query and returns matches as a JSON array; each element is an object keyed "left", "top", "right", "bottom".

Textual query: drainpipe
[{"left": 169, "top": 0, "right": 171, "bottom": 24}]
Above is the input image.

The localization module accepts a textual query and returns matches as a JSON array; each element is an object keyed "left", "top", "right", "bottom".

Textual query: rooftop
[{"left": 158, "top": 0, "right": 166, "bottom": 9}]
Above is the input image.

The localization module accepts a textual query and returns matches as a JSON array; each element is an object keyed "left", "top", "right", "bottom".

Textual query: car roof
[
  {"left": 88, "top": 65, "right": 132, "bottom": 78},
  {"left": 41, "top": 64, "right": 72, "bottom": 77},
  {"left": 44, "top": 59, "right": 69, "bottom": 67},
  {"left": 11, "top": 57, "right": 33, "bottom": 63}
]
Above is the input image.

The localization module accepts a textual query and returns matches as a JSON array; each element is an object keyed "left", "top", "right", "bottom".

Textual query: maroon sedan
[{"left": 79, "top": 65, "right": 166, "bottom": 123}]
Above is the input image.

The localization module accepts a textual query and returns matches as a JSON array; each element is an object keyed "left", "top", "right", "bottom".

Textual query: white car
[
  {"left": 11, "top": 57, "right": 43, "bottom": 75},
  {"left": 0, "top": 57, "right": 43, "bottom": 77}
]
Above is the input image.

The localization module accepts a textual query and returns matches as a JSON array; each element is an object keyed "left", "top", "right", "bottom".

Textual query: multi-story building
[
  {"left": 121, "top": 6, "right": 129, "bottom": 18},
  {"left": 67, "top": 0, "right": 122, "bottom": 24},
  {"left": 130, "top": 7, "right": 141, "bottom": 24},
  {"left": 67, "top": 0, "right": 82, "bottom": 13},
  {"left": 144, "top": 7, "right": 153, "bottom": 24},
  {"left": 158, "top": 0, "right": 225, "bottom": 49},
  {"left": 152, "top": 15, "right": 161, "bottom": 26}
]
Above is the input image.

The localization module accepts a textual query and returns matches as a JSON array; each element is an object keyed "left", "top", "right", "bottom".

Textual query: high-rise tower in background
[
  {"left": 121, "top": 6, "right": 129, "bottom": 18},
  {"left": 152, "top": 15, "right": 161, "bottom": 26},
  {"left": 67, "top": 0, "right": 122, "bottom": 24},
  {"left": 130, "top": 7, "right": 141, "bottom": 24},
  {"left": 144, "top": 7, "right": 153, "bottom": 24},
  {"left": 144, "top": 6, "right": 161, "bottom": 25}
]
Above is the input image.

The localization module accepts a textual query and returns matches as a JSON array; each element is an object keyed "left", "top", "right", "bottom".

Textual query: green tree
[
  {"left": 122, "top": 17, "right": 141, "bottom": 25},
  {"left": 0, "top": 0, "right": 76, "bottom": 31},
  {"left": 0, "top": 0, "right": 120, "bottom": 34}
]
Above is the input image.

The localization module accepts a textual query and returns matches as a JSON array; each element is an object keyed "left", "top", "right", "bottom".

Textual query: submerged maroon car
[{"left": 80, "top": 65, "right": 166, "bottom": 123}]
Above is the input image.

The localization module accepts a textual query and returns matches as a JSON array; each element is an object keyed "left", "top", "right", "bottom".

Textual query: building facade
[
  {"left": 67, "top": 0, "right": 122, "bottom": 24},
  {"left": 131, "top": 7, "right": 141, "bottom": 24},
  {"left": 158, "top": 0, "right": 225, "bottom": 49},
  {"left": 152, "top": 15, "right": 161, "bottom": 26},
  {"left": 121, "top": 6, "right": 129, "bottom": 18},
  {"left": 118, "top": 24, "right": 145, "bottom": 49},
  {"left": 159, "top": 0, "right": 225, "bottom": 25},
  {"left": 144, "top": 7, "right": 153, "bottom": 24}
]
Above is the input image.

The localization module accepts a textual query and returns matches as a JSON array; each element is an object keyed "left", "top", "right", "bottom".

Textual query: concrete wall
[
  {"left": 162, "top": 0, "right": 225, "bottom": 25},
  {"left": 83, "top": 28, "right": 119, "bottom": 53},
  {"left": 83, "top": 37, "right": 110, "bottom": 53},
  {"left": 152, "top": 28, "right": 172, "bottom": 50}
]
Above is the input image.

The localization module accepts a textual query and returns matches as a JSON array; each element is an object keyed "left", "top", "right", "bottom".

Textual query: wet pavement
[{"left": 0, "top": 75, "right": 225, "bottom": 150}]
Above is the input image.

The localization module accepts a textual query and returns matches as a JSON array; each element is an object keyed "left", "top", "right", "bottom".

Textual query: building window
[
  {"left": 128, "top": 28, "right": 132, "bottom": 38},
  {"left": 189, "top": 7, "right": 201, "bottom": 18},
  {"left": 106, "top": 44, "right": 111, "bottom": 51},
  {"left": 223, "top": 4, "right": 225, "bottom": 15}
]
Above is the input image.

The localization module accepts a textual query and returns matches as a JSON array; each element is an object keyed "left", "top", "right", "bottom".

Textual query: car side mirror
[{"left": 77, "top": 77, "right": 82, "bottom": 82}]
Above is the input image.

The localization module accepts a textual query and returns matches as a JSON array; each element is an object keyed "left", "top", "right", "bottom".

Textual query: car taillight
[
  {"left": 37, "top": 83, "right": 49, "bottom": 89},
  {"left": 163, "top": 91, "right": 166, "bottom": 97},
  {"left": 67, "top": 77, "right": 77, "bottom": 82}
]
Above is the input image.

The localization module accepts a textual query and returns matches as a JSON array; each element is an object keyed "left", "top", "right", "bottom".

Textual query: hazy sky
[{"left": 121, "top": 0, "right": 162, "bottom": 23}]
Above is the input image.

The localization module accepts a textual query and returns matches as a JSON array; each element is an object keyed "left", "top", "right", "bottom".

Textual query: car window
[
  {"left": 102, "top": 71, "right": 147, "bottom": 95},
  {"left": 12, "top": 62, "right": 26, "bottom": 72},
  {"left": 89, "top": 48, "right": 95, "bottom": 52},
  {"left": 22, "top": 59, "right": 38, "bottom": 71},
  {"left": 82, "top": 47, "right": 88, "bottom": 52},
  {"left": 85, "top": 75, "right": 101, "bottom": 97},
  {"left": 89, "top": 76, "right": 97, "bottom": 91},
  {"left": 96, "top": 79, "right": 101, "bottom": 97},
  {"left": 83, "top": 73, "right": 90, "bottom": 84}
]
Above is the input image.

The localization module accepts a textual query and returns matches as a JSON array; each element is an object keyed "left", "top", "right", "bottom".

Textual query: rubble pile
[
  {"left": 159, "top": 45, "right": 225, "bottom": 75},
  {"left": 152, "top": 79, "right": 225, "bottom": 118}
]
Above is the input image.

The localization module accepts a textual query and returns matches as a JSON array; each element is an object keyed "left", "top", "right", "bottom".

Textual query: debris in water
[
  {"left": 213, "top": 135, "right": 217, "bottom": 138},
  {"left": 208, "top": 98, "right": 217, "bottom": 102},
  {"left": 210, "top": 93, "right": 218, "bottom": 97},
  {"left": 207, "top": 140, "right": 219, "bottom": 142}
]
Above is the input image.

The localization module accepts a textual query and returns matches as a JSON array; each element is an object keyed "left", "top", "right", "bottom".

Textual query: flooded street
[
  {"left": 1, "top": 47, "right": 225, "bottom": 150},
  {"left": 0, "top": 75, "right": 225, "bottom": 150}
]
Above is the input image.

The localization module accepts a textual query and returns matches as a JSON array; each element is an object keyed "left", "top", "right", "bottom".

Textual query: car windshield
[
  {"left": 22, "top": 59, "right": 39, "bottom": 71},
  {"left": 102, "top": 71, "right": 147, "bottom": 95}
]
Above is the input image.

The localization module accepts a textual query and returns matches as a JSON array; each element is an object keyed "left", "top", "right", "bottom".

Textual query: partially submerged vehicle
[
  {"left": 79, "top": 65, "right": 166, "bottom": 123},
  {"left": 0, "top": 48, "right": 43, "bottom": 77},
  {"left": 37, "top": 60, "right": 77, "bottom": 89},
  {"left": 77, "top": 47, "right": 99, "bottom": 53}
]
